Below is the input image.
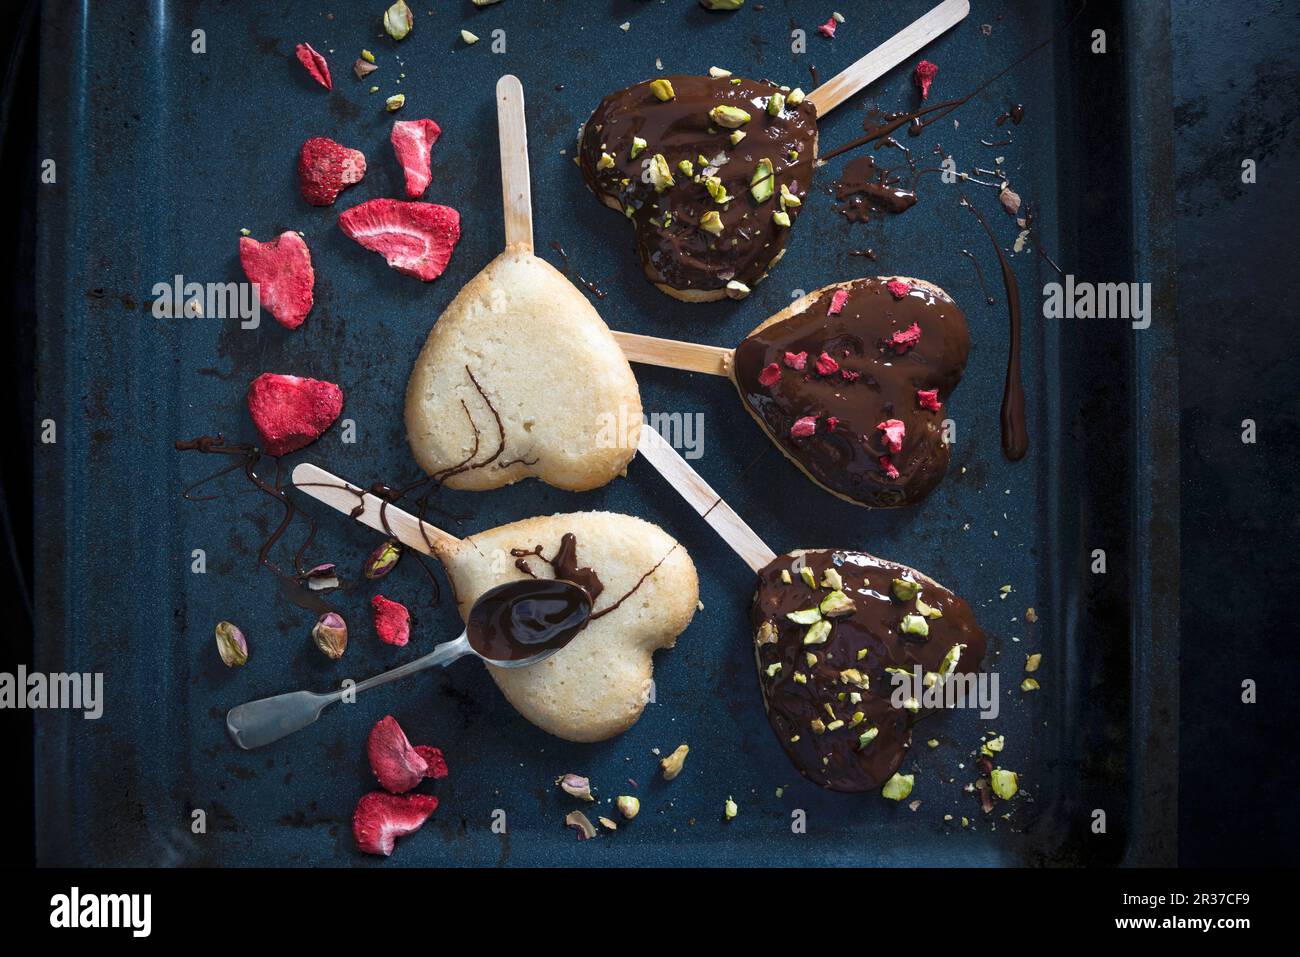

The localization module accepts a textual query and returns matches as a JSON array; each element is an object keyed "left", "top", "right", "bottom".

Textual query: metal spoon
[{"left": 226, "top": 579, "right": 592, "bottom": 750}]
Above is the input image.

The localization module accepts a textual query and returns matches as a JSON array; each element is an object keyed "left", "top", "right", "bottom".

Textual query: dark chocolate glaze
[
  {"left": 467, "top": 579, "right": 593, "bottom": 663},
  {"left": 578, "top": 75, "right": 818, "bottom": 295},
  {"left": 733, "top": 277, "right": 970, "bottom": 508},
  {"left": 751, "top": 550, "right": 987, "bottom": 792},
  {"left": 511, "top": 532, "right": 605, "bottom": 604},
  {"left": 834, "top": 154, "right": 917, "bottom": 223}
]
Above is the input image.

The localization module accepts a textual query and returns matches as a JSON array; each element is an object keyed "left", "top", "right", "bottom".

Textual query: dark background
[{"left": 1, "top": 0, "right": 1296, "bottom": 868}]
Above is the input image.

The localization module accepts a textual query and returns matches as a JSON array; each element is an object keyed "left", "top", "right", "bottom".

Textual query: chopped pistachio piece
[
  {"left": 773, "top": 210, "right": 791, "bottom": 227},
  {"left": 798, "top": 565, "right": 817, "bottom": 589},
  {"left": 1021, "top": 677, "right": 1041, "bottom": 692},
  {"left": 899, "top": 614, "right": 930, "bottom": 638},
  {"left": 891, "top": 577, "right": 922, "bottom": 601},
  {"left": 648, "top": 153, "right": 675, "bottom": 192},
  {"left": 369, "top": 85, "right": 380, "bottom": 94},
  {"left": 724, "top": 796, "right": 738, "bottom": 820},
  {"left": 780, "top": 183, "right": 803, "bottom": 208},
  {"left": 725, "top": 279, "right": 751, "bottom": 299},
  {"left": 704, "top": 175, "right": 733, "bottom": 204},
  {"left": 825, "top": 719, "right": 844, "bottom": 731},
  {"left": 708, "top": 66, "right": 733, "bottom": 78},
  {"left": 650, "top": 78, "right": 676, "bottom": 101},
  {"left": 755, "top": 620, "right": 777, "bottom": 645},
  {"left": 980, "top": 734, "right": 1005, "bottom": 756},
  {"left": 805, "top": 652, "right": 817, "bottom": 667},
  {"left": 927, "top": 738, "right": 940, "bottom": 748},
  {"left": 383, "top": 1, "right": 414, "bottom": 41},
  {"left": 677, "top": 159, "right": 694, "bottom": 177},
  {"left": 630, "top": 136, "right": 647, "bottom": 159},
  {"left": 385, "top": 93, "right": 406, "bottom": 112},
  {"left": 701, "top": 0, "right": 746, "bottom": 9},
  {"left": 882, "top": 772, "right": 914, "bottom": 801},
  {"left": 903, "top": 697, "right": 920, "bottom": 713},
  {"left": 810, "top": 718, "right": 826, "bottom": 734},
  {"left": 786, "top": 607, "right": 822, "bottom": 625},
  {"left": 938, "top": 642, "right": 965, "bottom": 679},
  {"left": 765, "top": 662, "right": 782, "bottom": 677},
  {"left": 858, "top": 726, "right": 879, "bottom": 749},
  {"left": 820, "top": 567, "right": 843, "bottom": 590},
  {"left": 849, "top": 711, "right": 865, "bottom": 727},
  {"left": 792, "top": 671, "right": 808, "bottom": 684},
  {"left": 461, "top": 29, "right": 480, "bottom": 45},
  {"left": 818, "top": 590, "right": 857, "bottom": 618},
  {"left": 803, "top": 619, "right": 831, "bottom": 645},
  {"left": 787, "top": 87, "right": 806, "bottom": 106},
  {"left": 990, "top": 768, "right": 1019, "bottom": 800},
  {"left": 709, "top": 104, "right": 751, "bottom": 128},
  {"left": 729, "top": 129, "right": 747, "bottom": 146},
  {"left": 699, "top": 210, "right": 724, "bottom": 236},
  {"left": 767, "top": 91, "right": 786, "bottom": 115},
  {"left": 915, "top": 596, "right": 944, "bottom": 619},
  {"left": 839, "top": 668, "right": 867, "bottom": 688},
  {"left": 1025, "top": 653, "right": 1042, "bottom": 673},
  {"left": 616, "top": 795, "right": 640, "bottom": 819},
  {"left": 660, "top": 744, "right": 690, "bottom": 780},
  {"left": 750, "top": 158, "right": 775, "bottom": 203},
  {"left": 780, "top": 569, "right": 792, "bottom": 584},
  {"left": 360, "top": 49, "right": 376, "bottom": 64},
  {"left": 596, "top": 152, "right": 616, "bottom": 171}
]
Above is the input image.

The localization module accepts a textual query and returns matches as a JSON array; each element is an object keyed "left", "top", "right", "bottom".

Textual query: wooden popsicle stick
[
  {"left": 806, "top": 0, "right": 969, "bottom": 117},
  {"left": 636, "top": 424, "right": 776, "bottom": 574},
  {"left": 290, "top": 463, "right": 460, "bottom": 558},
  {"left": 612, "top": 331, "right": 734, "bottom": 377},
  {"left": 496, "top": 74, "right": 533, "bottom": 251}
]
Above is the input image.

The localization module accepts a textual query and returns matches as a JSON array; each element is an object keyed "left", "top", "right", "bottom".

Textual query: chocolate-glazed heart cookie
[
  {"left": 751, "top": 549, "right": 987, "bottom": 792},
  {"left": 578, "top": 75, "right": 817, "bottom": 302},
  {"left": 733, "top": 277, "right": 970, "bottom": 507}
]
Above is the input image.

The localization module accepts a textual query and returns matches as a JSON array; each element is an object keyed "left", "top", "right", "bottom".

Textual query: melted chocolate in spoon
[{"left": 467, "top": 579, "right": 593, "bottom": 664}]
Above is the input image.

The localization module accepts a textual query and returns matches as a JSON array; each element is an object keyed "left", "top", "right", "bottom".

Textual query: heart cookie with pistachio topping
[
  {"left": 405, "top": 244, "right": 642, "bottom": 492},
  {"left": 437, "top": 511, "right": 699, "bottom": 743},
  {"left": 578, "top": 74, "right": 818, "bottom": 302}
]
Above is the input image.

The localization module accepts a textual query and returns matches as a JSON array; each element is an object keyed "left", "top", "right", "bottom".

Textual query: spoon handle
[{"left": 226, "top": 634, "right": 472, "bottom": 750}]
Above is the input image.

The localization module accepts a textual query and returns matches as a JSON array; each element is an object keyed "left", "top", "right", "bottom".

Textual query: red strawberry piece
[
  {"left": 815, "top": 352, "right": 840, "bottom": 376},
  {"left": 818, "top": 17, "right": 838, "bottom": 38},
  {"left": 367, "top": 715, "right": 428, "bottom": 794},
  {"left": 917, "top": 388, "right": 943, "bottom": 411},
  {"left": 886, "top": 321, "right": 922, "bottom": 354},
  {"left": 371, "top": 594, "right": 411, "bottom": 646},
  {"left": 878, "top": 455, "right": 900, "bottom": 480},
  {"left": 783, "top": 350, "right": 808, "bottom": 370},
  {"left": 826, "top": 416, "right": 839, "bottom": 431},
  {"left": 239, "top": 231, "right": 314, "bottom": 330},
  {"left": 876, "top": 418, "right": 906, "bottom": 452},
  {"left": 295, "top": 43, "right": 332, "bottom": 90},
  {"left": 827, "top": 289, "right": 849, "bottom": 315},
  {"left": 886, "top": 279, "right": 911, "bottom": 299},
  {"left": 299, "top": 137, "right": 367, "bottom": 207},
  {"left": 246, "top": 373, "right": 343, "bottom": 457},
  {"left": 352, "top": 791, "right": 439, "bottom": 857},
  {"left": 758, "top": 362, "right": 782, "bottom": 387},
  {"left": 415, "top": 746, "right": 449, "bottom": 780},
  {"left": 390, "top": 119, "right": 443, "bottom": 198},
  {"left": 338, "top": 198, "right": 462, "bottom": 281},
  {"left": 790, "top": 416, "right": 818, "bottom": 438},
  {"left": 914, "top": 60, "right": 939, "bottom": 101},
  {"left": 841, "top": 369, "right": 861, "bottom": 382}
]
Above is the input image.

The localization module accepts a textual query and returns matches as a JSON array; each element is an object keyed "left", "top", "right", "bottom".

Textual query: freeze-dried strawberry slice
[
  {"left": 815, "top": 352, "right": 840, "bottom": 376},
  {"left": 295, "top": 43, "right": 332, "bottom": 90},
  {"left": 885, "top": 321, "right": 922, "bottom": 354},
  {"left": 790, "top": 416, "right": 818, "bottom": 438},
  {"left": 390, "top": 119, "right": 443, "bottom": 198},
  {"left": 878, "top": 455, "right": 900, "bottom": 480},
  {"left": 246, "top": 373, "right": 343, "bottom": 457},
  {"left": 783, "top": 351, "right": 808, "bottom": 370},
  {"left": 914, "top": 60, "right": 939, "bottom": 101},
  {"left": 371, "top": 594, "right": 411, "bottom": 646},
  {"left": 917, "top": 388, "right": 942, "bottom": 411},
  {"left": 827, "top": 288, "right": 849, "bottom": 315},
  {"left": 886, "top": 280, "right": 911, "bottom": 299},
  {"left": 239, "top": 231, "right": 314, "bottom": 330},
  {"left": 367, "top": 715, "right": 428, "bottom": 794},
  {"left": 338, "top": 199, "right": 461, "bottom": 281},
  {"left": 876, "top": 418, "right": 906, "bottom": 453},
  {"left": 758, "top": 362, "right": 782, "bottom": 387},
  {"left": 352, "top": 792, "right": 439, "bottom": 857},
  {"left": 818, "top": 17, "right": 838, "bottom": 38},
  {"left": 299, "top": 137, "right": 367, "bottom": 207},
  {"left": 415, "top": 746, "right": 449, "bottom": 780}
]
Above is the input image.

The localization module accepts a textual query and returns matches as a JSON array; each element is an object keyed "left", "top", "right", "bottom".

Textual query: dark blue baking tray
[{"left": 31, "top": 0, "right": 1177, "bottom": 866}]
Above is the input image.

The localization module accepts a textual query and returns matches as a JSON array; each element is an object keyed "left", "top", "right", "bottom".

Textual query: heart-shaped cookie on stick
[
  {"left": 615, "top": 276, "right": 970, "bottom": 507},
  {"left": 293, "top": 463, "right": 698, "bottom": 743},
  {"left": 634, "top": 425, "right": 985, "bottom": 793},
  {"left": 577, "top": 0, "right": 969, "bottom": 301},
  {"left": 406, "top": 76, "right": 641, "bottom": 492}
]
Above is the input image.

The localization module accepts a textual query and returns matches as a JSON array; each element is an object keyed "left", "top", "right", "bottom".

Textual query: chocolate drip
[
  {"left": 733, "top": 278, "right": 970, "bottom": 508},
  {"left": 578, "top": 75, "right": 818, "bottom": 294},
  {"left": 751, "top": 550, "right": 987, "bottom": 792},
  {"left": 509, "top": 533, "right": 676, "bottom": 621},
  {"left": 833, "top": 155, "right": 918, "bottom": 223},
  {"left": 961, "top": 195, "right": 1028, "bottom": 461},
  {"left": 547, "top": 240, "right": 607, "bottom": 301}
]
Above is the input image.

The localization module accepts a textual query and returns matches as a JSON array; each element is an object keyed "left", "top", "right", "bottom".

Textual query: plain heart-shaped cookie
[
  {"left": 438, "top": 511, "right": 698, "bottom": 742},
  {"left": 405, "top": 245, "right": 642, "bottom": 491}
]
